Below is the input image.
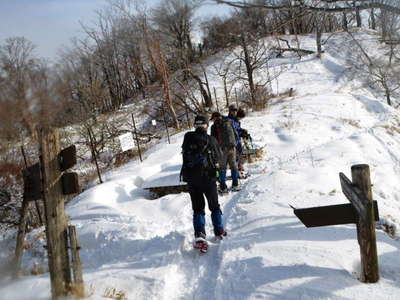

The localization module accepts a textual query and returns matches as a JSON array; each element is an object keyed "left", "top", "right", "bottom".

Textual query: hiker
[
  {"left": 236, "top": 108, "right": 247, "bottom": 174},
  {"left": 227, "top": 105, "right": 245, "bottom": 181},
  {"left": 227, "top": 104, "right": 242, "bottom": 151},
  {"left": 210, "top": 111, "right": 240, "bottom": 193},
  {"left": 180, "top": 115, "right": 227, "bottom": 252}
]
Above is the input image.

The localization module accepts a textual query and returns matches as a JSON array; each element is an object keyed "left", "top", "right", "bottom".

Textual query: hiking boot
[
  {"left": 194, "top": 233, "right": 208, "bottom": 253},
  {"left": 218, "top": 185, "right": 229, "bottom": 194},
  {"left": 231, "top": 184, "right": 241, "bottom": 192},
  {"left": 195, "top": 232, "right": 206, "bottom": 239},
  {"left": 238, "top": 170, "right": 249, "bottom": 179},
  {"left": 215, "top": 229, "right": 227, "bottom": 240}
]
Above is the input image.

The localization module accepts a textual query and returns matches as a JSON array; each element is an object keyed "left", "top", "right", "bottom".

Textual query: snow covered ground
[{"left": 1, "top": 30, "right": 400, "bottom": 300}]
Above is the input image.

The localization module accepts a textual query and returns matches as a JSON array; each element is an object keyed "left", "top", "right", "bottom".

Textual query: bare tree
[
  {"left": 226, "top": 12, "right": 280, "bottom": 108},
  {"left": 152, "top": 0, "right": 198, "bottom": 70},
  {"left": 212, "top": 55, "right": 238, "bottom": 107},
  {"left": 347, "top": 30, "right": 400, "bottom": 106},
  {"left": 141, "top": 19, "right": 181, "bottom": 129},
  {"left": 0, "top": 37, "right": 38, "bottom": 140}
]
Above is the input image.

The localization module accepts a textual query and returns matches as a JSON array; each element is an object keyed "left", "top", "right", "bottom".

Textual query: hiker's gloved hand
[{"left": 240, "top": 129, "right": 249, "bottom": 138}]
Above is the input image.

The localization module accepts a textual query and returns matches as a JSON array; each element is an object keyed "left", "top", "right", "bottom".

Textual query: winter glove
[{"left": 240, "top": 129, "right": 249, "bottom": 138}]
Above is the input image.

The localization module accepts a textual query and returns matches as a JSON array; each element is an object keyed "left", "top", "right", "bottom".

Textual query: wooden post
[
  {"left": 21, "top": 146, "right": 43, "bottom": 225},
  {"left": 87, "top": 128, "right": 103, "bottom": 184},
  {"left": 351, "top": 164, "right": 379, "bottom": 283},
  {"left": 213, "top": 87, "right": 220, "bottom": 112},
  {"left": 131, "top": 114, "right": 143, "bottom": 162},
  {"left": 14, "top": 195, "right": 29, "bottom": 273},
  {"left": 161, "top": 105, "right": 171, "bottom": 144},
  {"left": 39, "top": 127, "right": 71, "bottom": 299},
  {"left": 234, "top": 88, "right": 239, "bottom": 107},
  {"left": 185, "top": 106, "right": 190, "bottom": 128},
  {"left": 68, "top": 226, "right": 84, "bottom": 297},
  {"left": 21, "top": 145, "right": 28, "bottom": 166},
  {"left": 247, "top": 153, "right": 253, "bottom": 163}
]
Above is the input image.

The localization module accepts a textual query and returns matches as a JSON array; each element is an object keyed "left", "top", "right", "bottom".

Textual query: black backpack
[{"left": 180, "top": 133, "right": 217, "bottom": 182}]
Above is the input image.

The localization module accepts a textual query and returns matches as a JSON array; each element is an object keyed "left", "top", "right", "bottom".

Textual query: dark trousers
[
  {"left": 188, "top": 177, "right": 223, "bottom": 236},
  {"left": 188, "top": 178, "right": 220, "bottom": 214}
]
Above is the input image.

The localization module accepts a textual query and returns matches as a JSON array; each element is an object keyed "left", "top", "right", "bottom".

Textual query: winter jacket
[
  {"left": 210, "top": 117, "right": 236, "bottom": 148},
  {"left": 227, "top": 114, "right": 242, "bottom": 147},
  {"left": 180, "top": 127, "right": 222, "bottom": 183}
]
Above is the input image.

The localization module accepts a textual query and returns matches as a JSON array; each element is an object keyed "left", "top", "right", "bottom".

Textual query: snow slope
[{"left": 1, "top": 30, "right": 400, "bottom": 300}]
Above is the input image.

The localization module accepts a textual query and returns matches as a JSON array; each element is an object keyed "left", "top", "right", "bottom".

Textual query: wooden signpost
[
  {"left": 39, "top": 127, "right": 72, "bottom": 298},
  {"left": 16, "top": 127, "right": 83, "bottom": 300},
  {"left": 293, "top": 164, "right": 379, "bottom": 283},
  {"left": 16, "top": 129, "right": 85, "bottom": 298}
]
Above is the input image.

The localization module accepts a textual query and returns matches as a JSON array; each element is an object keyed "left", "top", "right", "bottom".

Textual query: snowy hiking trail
[{"left": 2, "top": 30, "right": 400, "bottom": 299}]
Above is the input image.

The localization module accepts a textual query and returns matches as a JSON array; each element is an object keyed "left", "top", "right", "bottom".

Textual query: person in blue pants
[{"left": 181, "top": 115, "right": 227, "bottom": 250}]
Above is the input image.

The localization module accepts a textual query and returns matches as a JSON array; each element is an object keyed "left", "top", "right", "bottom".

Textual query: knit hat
[
  {"left": 194, "top": 115, "right": 208, "bottom": 126},
  {"left": 210, "top": 112, "right": 221, "bottom": 120},
  {"left": 236, "top": 108, "right": 246, "bottom": 119},
  {"left": 228, "top": 104, "right": 238, "bottom": 111}
]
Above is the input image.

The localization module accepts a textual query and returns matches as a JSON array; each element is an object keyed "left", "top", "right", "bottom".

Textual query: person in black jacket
[{"left": 181, "top": 115, "right": 227, "bottom": 248}]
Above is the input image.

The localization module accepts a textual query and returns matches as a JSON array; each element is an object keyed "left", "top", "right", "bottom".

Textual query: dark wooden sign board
[
  {"left": 22, "top": 162, "right": 41, "bottom": 201},
  {"left": 294, "top": 201, "right": 379, "bottom": 228},
  {"left": 61, "top": 172, "right": 80, "bottom": 195},
  {"left": 59, "top": 145, "right": 77, "bottom": 172}
]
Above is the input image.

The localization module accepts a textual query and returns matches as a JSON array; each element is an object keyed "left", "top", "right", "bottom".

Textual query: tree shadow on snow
[
  {"left": 223, "top": 216, "right": 400, "bottom": 298},
  {"left": 220, "top": 256, "right": 355, "bottom": 300}
]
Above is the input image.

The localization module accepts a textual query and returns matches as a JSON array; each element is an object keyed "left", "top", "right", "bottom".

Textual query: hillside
[{"left": 1, "top": 30, "right": 400, "bottom": 300}]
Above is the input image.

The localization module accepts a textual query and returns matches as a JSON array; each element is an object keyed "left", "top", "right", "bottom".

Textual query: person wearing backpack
[
  {"left": 210, "top": 112, "right": 240, "bottom": 193},
  {"left": 180, "top": 115, "right": 226, "bottom": 252},
  {"left": 236, "top": 108, "right": 247, "bottom": 177}
]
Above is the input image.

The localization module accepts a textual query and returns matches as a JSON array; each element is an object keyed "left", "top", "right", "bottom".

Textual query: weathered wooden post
[
  {"left": 234, "top": 88, "right": 239, "bottom": 107},
  {"left": 68, "top": 225, "right": 84, "bottom": 296},
  {"left": 185, "top": 106, "right": 191, "bottom": 128},
  {"left": 351, "top": 164, "right": 379, "bottom": 283},
  {"left": 14, "top": 195, "right": 29, "bottom": 273},
  {"left": 87, "top": 128, "right": 103, "bottom": 184},
  {"left": 161, "top": 105, "right": 171, "bottom": 144},
  {"left": 21, "top": 146, "right": 43, "bottom": 225},
  {"left": 14, "top": 163, "right": 42, "bottom": 272},
  {"left": 131, "top": 114, "right": 143, "bottom": 162},
  {"left": 213, "top": 87, "right": 220, "bottom": 112},
  {"left": 39, "top": 127, "right": 71, "bottom": 299}
]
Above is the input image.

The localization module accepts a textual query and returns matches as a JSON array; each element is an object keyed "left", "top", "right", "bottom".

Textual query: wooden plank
[
  {"left": 294, "top": 201, "right": 379, "bottom": 228},
  {"left": 59, "top": 145, "right": 77, "bottom": 172},
  {"left": 23, "top": 163, "right": 41, "bottom": 201},
  {"left": 61, "top": 172, "right": 80, "bottom": 195},
  {"left": 339, "top": 172, "right": 367, "bottom": 220},
  {"left": 39, "top": 127, "right": 71, "bottom": 299},
  {"left": 146, "top": 184, "right": 188, "bottom": 198},
  {"left": 351, "top": 164, "right": 379, "bottom": 283}
]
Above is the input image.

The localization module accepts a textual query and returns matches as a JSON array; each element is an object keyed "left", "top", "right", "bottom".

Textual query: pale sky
[{"left": 0, "top": 0, "right": 231, "bottom": 60}]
